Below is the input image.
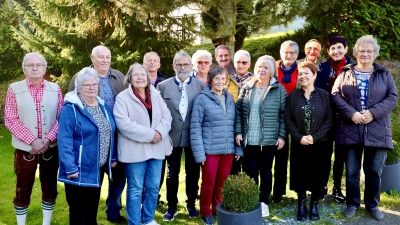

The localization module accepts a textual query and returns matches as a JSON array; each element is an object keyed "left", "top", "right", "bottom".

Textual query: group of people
[{"left": 4, "top": 34, "right": 398, "bottom": 225}]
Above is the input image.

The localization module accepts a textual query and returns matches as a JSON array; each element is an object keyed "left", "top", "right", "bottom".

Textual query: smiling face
[
  {"left": 356, "top": 43, "right": 375, "bottom": 67},
  {"left": 210, "top": 73, "right": 227, "bottom": 93},
  {"left": 193, "top": 56, "right": 211, "bottom": 76},
  {"left": 305, "top": 41, "right": 321, "bottom": 63},
  {"left": 216, "top": 48, "right": 231, "bottom": 69},
  {"left": 78, "top": 78, "right": 99, "bottom": 100},
  {"left": 255, "top": 61, "right": 271, "bottom": 82},
  {"left": 328, "top": 43, "right": 348, "bottom": 61},
  {"left": 130, "top": 67, "right": 148, "bottom": 90},
  {"left": 298, "top": 67, "right": 316, "bottom": 88},
  {"left": 23, "top": 55, "right": 46, "bottom": 82},
  {"left": 280, "top": 46, "right": 298, "bottom": 67},
  {"left": 90, "top": 47, "right": 111, "bottom": 76},
  {"left": 143, "top": 52, "right": 161, "bottom": 73},
  {"left": 234, "top": 54, "right": 251, "bottom": 76}
]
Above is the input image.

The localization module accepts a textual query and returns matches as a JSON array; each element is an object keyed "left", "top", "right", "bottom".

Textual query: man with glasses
[
  {"left": 143, "top": 51, "right": 167, "bottom": 87},
  {"left": 157, "top": 50, "right": 206, "bottom": 222},
  {"left": 215, "top": 45, "right": 235, "bottom": 75},
  {"left": 68, "top": 45, "right": 127, "bottom": 224},
  {"left": 226, "top": 50, "right": 254, "bottom": 102},
  {"left": 299, "top": 39, "right": 323, "bottom": 68},
  {"left": 5, "top": 53, "right": 63, "bottom": 225},
  {"left": 191, "top": 50, "right": 212, "bottom": 83}
]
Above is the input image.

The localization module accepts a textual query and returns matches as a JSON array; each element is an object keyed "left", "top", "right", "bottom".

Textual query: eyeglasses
[
  {"left": 24, "top": 63, "right": 45, "bottom": 68},
  {"left": 196, "top": 61, "right": 210, "bottom": 65},
  {"left": 283, "top": 51, "right": 297, "bottom": 56},
  {"left": 358, "top": 50, "right": 374, "bottom": 54},
  {"left": 82, "top": 83, "right": 99, "bottom": 89},
  {"left": 175, "top": 63, "right": 191, "bottom": 68},
  {"left": 235, "top": 61, "right": 249, "bottom": 66}
]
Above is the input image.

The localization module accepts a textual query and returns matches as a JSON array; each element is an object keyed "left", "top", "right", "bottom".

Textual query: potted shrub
[
  {"left": 381, "top": 140, "right": 400, "bottom": 194},
  {"left": 217, "top": 172, "right": 263, "bottom": 225}
]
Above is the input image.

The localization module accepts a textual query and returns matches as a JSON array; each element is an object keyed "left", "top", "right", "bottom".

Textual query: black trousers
[{"left": 273, "top": 138, "right": 289, "bottom": 197}]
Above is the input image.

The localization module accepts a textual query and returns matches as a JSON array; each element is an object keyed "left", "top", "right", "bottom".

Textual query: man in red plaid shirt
[{"left": 4, "top": 53, "right": 63, "bottom": 225}]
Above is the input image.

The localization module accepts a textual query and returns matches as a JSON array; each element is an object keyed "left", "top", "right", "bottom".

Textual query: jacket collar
[{"left": 64, "top": 91, "right": 105, "bottom": 109}]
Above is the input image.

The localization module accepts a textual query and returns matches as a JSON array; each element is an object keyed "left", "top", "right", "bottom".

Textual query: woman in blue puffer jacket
[{"left": 191, "top": 66, "right": 243, "bottom": 225}]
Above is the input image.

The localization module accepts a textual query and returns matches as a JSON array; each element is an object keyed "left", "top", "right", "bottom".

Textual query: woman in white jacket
[{"left": 113, "top": 63, "right": 172, "bottom": 225}]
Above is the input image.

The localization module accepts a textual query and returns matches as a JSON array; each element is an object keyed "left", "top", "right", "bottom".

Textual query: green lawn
[{"left": 0, "top": 125, "right": 399, "bottom": 225}]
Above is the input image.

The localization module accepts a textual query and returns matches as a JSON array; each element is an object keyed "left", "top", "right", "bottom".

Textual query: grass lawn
[{"left": 0, "top": 123, "right": 399, "bottom": 225}]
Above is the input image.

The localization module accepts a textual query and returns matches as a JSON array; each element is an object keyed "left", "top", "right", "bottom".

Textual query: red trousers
[{"left": 200, "top": 154, "right": 233, "bottom": 216}]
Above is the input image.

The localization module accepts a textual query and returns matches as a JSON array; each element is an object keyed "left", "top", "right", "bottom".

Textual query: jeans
[
  {"left": 243, "top": 145, "right": 276, "bottom": 205},
  {"left": 200, "top": 154, "right": 233, "bottom": 216},
  {"left": 105, "top": 162, "right": 126, "bottom": 219},
  {"left": 13, "top": 148, "right": 59, "bottom": 207},
  {"left": 125, "top": 159, "right": 162, "bottom": 225},
  {"left": 345, "top": 145, "right": 387, "bottom": 210},
  {"left": 166, "top": 147, "right": 200, "bottom": 208},
  {"left": 273, "top": 138, "right": 289, "bottom": 197}
]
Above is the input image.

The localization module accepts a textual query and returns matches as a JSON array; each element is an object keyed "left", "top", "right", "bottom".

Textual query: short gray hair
[
  {"left": 353, "top": 35, "right": 380, "bottom": 59},
  {"left": 22, "top": 53, "right": 47, "bottom": 69},
  {"left": 255, "top": 55, "right": 277, "bottom": 77},
  {"left": 92, "top": 45, "right": 111, "bottom": 57},
  {"left": 143, "top": 52, "right": 160, "bottom": 64},
  {"left": 173, "top": 50, "right": 192, "bottom": 64},
  {"left": 192, "top": 50, "right": 212, "bottom": 64},
  {"left": 215, "top": 45, "right": 230, "bottom": 57},
  {"left": 75, "top": 67, "right": 100, "bottom": 91},
  {"left": 280, "top": 40, "right": 299, "bottom": 54},
  {"left": 234, "top": 50, "right": 251, "bottom": 62},
  {"left": 125, "top": 63, "right": 151, "bottom": 87}
]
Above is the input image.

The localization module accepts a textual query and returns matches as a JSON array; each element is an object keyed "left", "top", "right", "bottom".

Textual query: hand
[
  {"left": 276, "top": 139, "right": 285, "bottom": 150},
  {"left": 300, "top": 136, "right": 313, "bottom": 145},
  {"left": 360, "top": 110, "right": 374, "bottom": 124},
  {"left": 235, "top": 135, "right": 243, "bottom": 146},
  {"left": 246, "top": 76, "right": 259, "bottom": 88},
  {"left": 43, "top": 138, "right": 51, "bottom": 147},
  {"left": 67, "top": 172, "right": 79, "bottom": 179},
  {"left": 31, "top": 138, "right": 48, "bottom": 153},
  {"left": 201, "top": 161, "right": 205, "bottom": 165},
  {"left": 351, "top": 112, "right": 365, "bottom": 125},
  {"left": 305, "top": 135, "right": 313, "bottom": 144},
  {"left": 152, "top": 131, "right": 162, "bottom": 144},
  {"left": 235, "top": 155, "right": 241, "bottom": 161},
  {"left": 111, "top": 162, "right": 118, "bottom": 168}
]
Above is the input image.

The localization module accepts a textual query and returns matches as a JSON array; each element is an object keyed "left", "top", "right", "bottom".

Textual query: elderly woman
[
  {"left": 191, "top": 50, "right": 212, "bottom": 83},
  {"left": 235, "top": 55, "right": 287, "bottom": 217},
  {"left": 285, "top": 62, "right": 333, "bottom": 221},
  {"left": 226, "top": 50, "right": 254, "bottom": 102},
  {"left": 316, "top": 36, "right": 354, "bottom": 202},
  {"left": 191, "top": 66, "right": 243, "bottom": 225},
  {"left": 58, "top": 67, "right": 117, "bottom": 224},
  {"left": 332, "top": 35, "right": 398, "bottom": 221},
  {"left": 113, "top": 63, "right": 172, "bottom": 225}
]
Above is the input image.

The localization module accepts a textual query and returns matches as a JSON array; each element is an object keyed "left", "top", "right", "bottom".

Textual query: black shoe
[
  {"left": 186, "top": 205, "right": 199, "bottom": 218},
  {"left": 272, "top": 195, "right": 282, "bottom": 203},
  {"left": 163, "top": 207, "right": 178, "bottom": 221},
  {"left": 320, "top": 186, "right": 328, "bottom": 200},
  {"left": 310, "top": 200, "right": 320, "bottom": 221},
  {"left": 332, "top": 186, "right": 346, "bottom": 203},
  {"left": 297, "top": 193, "right": 307, "bottom": 221},
  {"left": 107, "top": 215, "right": 127, "bottom": 224}
]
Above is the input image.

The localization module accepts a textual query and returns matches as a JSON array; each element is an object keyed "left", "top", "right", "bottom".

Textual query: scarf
[
  {"left": 132, "top": 86, "right": 152, "bottom": 110},
  {"left": 280, "top": 61, "right": 297, "bottom": 83},
  {"left": 328, "top": 57, "right": 346, "bottom": 88}
]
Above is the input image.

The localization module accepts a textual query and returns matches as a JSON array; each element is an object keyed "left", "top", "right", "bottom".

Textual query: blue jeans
[
  {"left": 125, "top": 159, "right": 162, "bottom": 225},
  {"left": 106, "top": 162, "right": 126, "bottom": 219},
  {"left": 345, "top": 145, "right": 387, "bottom": 210}
]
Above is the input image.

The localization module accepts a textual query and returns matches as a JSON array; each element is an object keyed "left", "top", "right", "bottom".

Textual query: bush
[
  {"left": 222, "top": 172, "right": 260, "bottom": 213},
  {"left": 386, "top": 140, "right": 400, "bottom": 165}
]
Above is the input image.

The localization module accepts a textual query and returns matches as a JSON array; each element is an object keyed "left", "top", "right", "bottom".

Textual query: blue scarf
[{"left": 280, "top": 61, "right": 297, "bottom": 83}]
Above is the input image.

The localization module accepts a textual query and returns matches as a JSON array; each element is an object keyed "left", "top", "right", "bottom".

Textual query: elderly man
[
  {"left": 68, "top": 45, "right": 126, "bottom": 223},
  {"left": 191, "top": 50, "right": 212, "bottom": 83},
  {"left": 272, "top": 40, "right": 300, "bottom": 204},
  {"left": 157, "top": 50, "right": 206, "bottom": 221},
  {"left": 226, "top": 50, "right": 254, "bottom": 102},
  {"left": 5, "top": 53, "right": 63, "bottom": 225},
  {"left": 143, "top": 51, "right": 167, "bottom": 87},
  {"left": 215, "top": 45, "right": 235, "bottom": 75},
  {"left": 299, "top": 39, "right": 323, "bottom": 68}
]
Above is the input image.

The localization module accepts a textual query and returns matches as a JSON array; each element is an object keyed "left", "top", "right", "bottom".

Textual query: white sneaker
[
  {"left": 143, "top": 220, "right": 160, "bottom": 225},
  {"left": 261, "top": 202, "right": 270, "bottom": 217}
]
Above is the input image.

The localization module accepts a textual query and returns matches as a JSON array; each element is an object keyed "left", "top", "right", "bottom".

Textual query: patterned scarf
[
  {"left": 132, "top": 86, "right": 152, "bottom": 110},
  {"left": 280, "top": 61, "right": 297, "bottom": 83},
  {"left": 328, "top": 57, "right": 346, "bottom": 88}
]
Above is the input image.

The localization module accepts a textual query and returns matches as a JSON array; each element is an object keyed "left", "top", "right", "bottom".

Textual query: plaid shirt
[{"left": 4, "top": 78, "right": 63, "bottom": 144}]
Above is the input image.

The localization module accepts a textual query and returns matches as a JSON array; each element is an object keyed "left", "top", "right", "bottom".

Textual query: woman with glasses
[
  {"left": 235, "top": 55, "right": 287, "bottom": 218},
  {"left": 113, "top": 63, "right": 172, "bottom": 225},
  {"left": 58, "top": 67, "right": 117, "bottom": 224},
  {"left": 191, "top": 50, "right": 212, "bottom": 83}
]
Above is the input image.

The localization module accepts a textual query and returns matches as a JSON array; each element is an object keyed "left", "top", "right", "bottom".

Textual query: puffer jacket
[
  {"left": 332, "top": 63, "right": 398, "bottom": 149},
  {"left": 235, "top": 77, "right": 287, "bottom": 147},
  {"left": 190, "top": 86, "right": 243, "bottom": 163}
]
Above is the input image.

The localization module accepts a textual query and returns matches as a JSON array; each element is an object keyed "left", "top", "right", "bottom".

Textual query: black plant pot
[
  {"left": 381, "top": 161, "right": 400, "bottom": 194},
  {"left": 217, "top": 202, "right": 263, "bottom": 225}
]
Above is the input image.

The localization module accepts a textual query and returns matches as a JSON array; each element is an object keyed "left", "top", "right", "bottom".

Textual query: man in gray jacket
[
  {"left": 68, "top": 45, "right": 127, "bottom": 224},
  {"left": 157, "top": 50, "right": 206, "bottom": 221}
]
